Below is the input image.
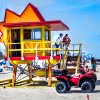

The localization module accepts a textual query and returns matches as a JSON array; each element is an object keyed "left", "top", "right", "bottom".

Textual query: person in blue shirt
[
  {"left": 55, "top": 33, "right": 63, "bottom": 48},
  {"left": 55, "top": 33, "right": 63, "bottom": 55},
  {"left": 91, "top": 57, "right": 96, "bottom": 72}
]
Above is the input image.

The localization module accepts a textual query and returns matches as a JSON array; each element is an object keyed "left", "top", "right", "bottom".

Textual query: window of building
[
  {"left": 45, "top": 30, "right": 50, "bottom": 41},
  {"left": 24, "top": 29, "right": 31, "bottom": 40},
  {"left": 32, "top": 29, "right": 41, "bottom": 40},
  {"left": 23, "top": 28, "right": 42, "bottom": 40}
]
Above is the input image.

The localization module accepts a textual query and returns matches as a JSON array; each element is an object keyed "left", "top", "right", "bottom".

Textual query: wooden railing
[
  {"left": 75, "top": 44, "right": 82, "bottom": 73},
  {"left": 5, "top": 42, "right": 81, "bottom": 61}
]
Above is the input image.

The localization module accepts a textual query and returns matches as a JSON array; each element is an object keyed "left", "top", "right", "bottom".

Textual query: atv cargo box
[{"left": 53, "top": 69, "right": 68, "bottom": 76}]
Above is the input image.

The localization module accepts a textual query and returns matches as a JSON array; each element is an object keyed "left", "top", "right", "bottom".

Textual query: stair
[
  {"left": 66, "top": 56, "right": 78, "bottom": 74},
  {"left": 64, "top": 44, "right": 81, "bottom": 74},
  {"left": 67, "top": 56, "right": 78, "bottom": 61}
]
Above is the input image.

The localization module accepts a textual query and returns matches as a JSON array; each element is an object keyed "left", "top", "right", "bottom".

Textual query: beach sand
[{"left": 0, "top": 65, "right": 100, "bottom": 100}]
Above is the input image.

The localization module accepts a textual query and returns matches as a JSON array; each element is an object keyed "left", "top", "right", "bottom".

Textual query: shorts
[{"left": 55, "top": 43, "right": 59, "bottom": 48}]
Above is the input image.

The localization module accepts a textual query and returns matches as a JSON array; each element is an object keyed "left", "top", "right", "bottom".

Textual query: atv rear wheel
[
  {"left": 93, "top": 84, "right": 96, "bottom": 90},
  {"left": 93, "top": 74, "right": 97, "bottom": 83},
  {"left": 81, "top": 82, "right": 94, "bottom": 93},
  {"left": 56, "top": 82, "right": 70, "bottom": 93}
]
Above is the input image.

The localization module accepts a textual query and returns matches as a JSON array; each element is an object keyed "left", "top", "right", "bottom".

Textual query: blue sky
[{"left": 0, "top": 0, "right": 100, "bottom": 58}]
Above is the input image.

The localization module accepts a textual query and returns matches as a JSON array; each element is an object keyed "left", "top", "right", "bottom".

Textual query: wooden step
[
  {"left": 66, "top": 63, "right": 76, "bottom": 66},
  {"left": 67, "top": 56, "right": 78, "bottom": 61},
  {"left": 67, "top": 66, "right": 76, "bottom": 69}
]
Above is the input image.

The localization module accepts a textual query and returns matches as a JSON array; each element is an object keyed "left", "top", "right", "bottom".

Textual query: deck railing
[{"left": 5, "top": 41, "right": 82, "bottom": 61}]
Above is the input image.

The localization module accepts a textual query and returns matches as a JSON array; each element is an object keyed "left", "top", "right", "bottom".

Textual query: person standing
[
  {"left": 55, "top": 33, "right": 63, "bottom": 48},
  {"left": 63, "top": 34, "right": 71, "bottom": 49},
  {"left": 91, "top": 57, "right": 96, "bottom": 72},
  {"left": 55, "top": 33, "right": 63, "bottom": 55},
  {"left": 54, "top": 33, "right": 63, "bottom": 69}
]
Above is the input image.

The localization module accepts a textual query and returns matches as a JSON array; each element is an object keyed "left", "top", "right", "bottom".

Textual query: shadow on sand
[
  {"left": 66, "top": 80, "right": 100, "bottom": 94},
  {"left": 96, "top": 80, "right": 100, "bottom": 85},
  {"left": 66, "top": 89, "right": 100, "bottom": 94}
]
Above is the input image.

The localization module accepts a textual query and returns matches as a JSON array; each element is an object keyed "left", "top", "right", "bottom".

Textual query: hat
[
  {"left": 60, "top": 33, "right": 63, "bottom": 36},
  {"left": 65, "top": 34, "right": 68, "bottom": 36}
]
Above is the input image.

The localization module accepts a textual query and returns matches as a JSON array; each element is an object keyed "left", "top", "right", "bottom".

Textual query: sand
[{"left": 0, "top": 65, "right": 100, "bottom": 100}]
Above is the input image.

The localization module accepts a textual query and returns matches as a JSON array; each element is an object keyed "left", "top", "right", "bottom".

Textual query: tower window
[
  {"left": 45, "top": 30, "right": 50, "bottom": 41},
  {"left": 24, "top": 28, "right": 42, "bottom": 40}
]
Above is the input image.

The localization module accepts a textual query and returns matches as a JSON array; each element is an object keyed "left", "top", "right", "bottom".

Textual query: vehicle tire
[
  {"left": 66, "top": 81, "right": 71, "bottom": 91},
  {"left": 93, "top": 74, "right": 97, "bottom": 83},
  {"left": 81, "top": 82, "right": 94, "bottom": 93},
  {"left": 67, "top": 86, "right": 71, "bottom": 91},
  {"left": 56, "top": 82, "right": 67, "bottom": 93},
  {"left": 92, "top": 84, "right": 95, "bottom": 90}
]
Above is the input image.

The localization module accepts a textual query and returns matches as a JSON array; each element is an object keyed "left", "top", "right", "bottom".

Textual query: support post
[
  {"left": 12, "top": 64, "right": 17, "bottom": 87},
  {"left": 48, "top": 61, "right": 52, "bottom": 86},
  {"left": 27, "top": 63, "right": 32, "bottom": 81},
  {"left": 20, "top": 28, "right": 24, "bottom": 60},
  {"left": 42, "top": 27, "right": 45, "bottom": 56}
]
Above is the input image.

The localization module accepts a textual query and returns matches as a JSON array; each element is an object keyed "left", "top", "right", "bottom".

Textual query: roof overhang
[{"left": 3, "top": 20, "right": 69, "bottom": 31}]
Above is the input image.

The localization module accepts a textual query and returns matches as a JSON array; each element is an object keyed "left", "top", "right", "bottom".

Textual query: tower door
[{"left": 11, "top": 29, "right": 21, "bottom": 57}]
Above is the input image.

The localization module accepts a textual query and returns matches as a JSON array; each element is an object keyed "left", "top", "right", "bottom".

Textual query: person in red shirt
[{"left": 63, "top": 34, "right": 71, "bottom": 49}]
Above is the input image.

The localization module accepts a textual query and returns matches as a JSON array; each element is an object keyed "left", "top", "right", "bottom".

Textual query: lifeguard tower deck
[{"left": 0, "top": 3, "right": 82, "bottom": 87}]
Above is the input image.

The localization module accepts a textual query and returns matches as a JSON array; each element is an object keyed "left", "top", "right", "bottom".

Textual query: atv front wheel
[
  {"left": 56, "top": 82, "right": 70, "bottom": 93},
  {"left": 81, "top": 82, "right": 94, "bottom": 93}
]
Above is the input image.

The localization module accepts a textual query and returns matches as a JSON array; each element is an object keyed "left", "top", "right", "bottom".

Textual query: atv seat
[{"left": 66, "top": 75, "right": 72, "bottom": 79}]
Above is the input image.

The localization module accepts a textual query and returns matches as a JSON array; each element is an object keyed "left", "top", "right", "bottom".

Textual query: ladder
[
  {"left": 61, "top": 48, "right": 69, "bottom": 69},
  {"left": 65, "top": 44, "right": 81, "bottom": 74}
]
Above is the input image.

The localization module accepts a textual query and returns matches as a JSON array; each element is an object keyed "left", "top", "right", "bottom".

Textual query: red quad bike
[{"left": 53, "top": 68, "right": 97, "bottom": 93}]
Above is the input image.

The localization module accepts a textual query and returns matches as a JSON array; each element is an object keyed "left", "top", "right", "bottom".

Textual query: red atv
[{"left": 53, "top": 68, "right": 97, "bottom": 93}]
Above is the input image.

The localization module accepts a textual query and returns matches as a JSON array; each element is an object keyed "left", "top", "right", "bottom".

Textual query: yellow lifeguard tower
[{"left": 0, "top": 3, "right": 81, "bottom": 87}]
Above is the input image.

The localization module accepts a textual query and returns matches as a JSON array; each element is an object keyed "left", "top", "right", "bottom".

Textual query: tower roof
[{"left": 3, "top": 3, "right": 69, "bottom": 31}]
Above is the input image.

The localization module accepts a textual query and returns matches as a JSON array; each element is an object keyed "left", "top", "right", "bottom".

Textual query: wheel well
[
  {"left": 79, "top": 77, "right": 94, "bottom": 87},
  {"left": 57, "top": 78, "right": 67, "bottom": 84}
]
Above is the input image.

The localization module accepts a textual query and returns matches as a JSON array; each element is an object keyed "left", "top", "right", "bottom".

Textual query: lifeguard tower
[{"left": 0, "top": 3, "right": 82, "bottom": 87}]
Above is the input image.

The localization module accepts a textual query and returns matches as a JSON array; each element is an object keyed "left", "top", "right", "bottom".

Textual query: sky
[{"left": 0, "top": 0, "right": 100, "bottom": 58}]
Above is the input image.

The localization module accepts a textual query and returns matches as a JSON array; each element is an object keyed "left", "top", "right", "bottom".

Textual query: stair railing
[{"left": 75, "top": 44, "right": 82, "bottom": 73}]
